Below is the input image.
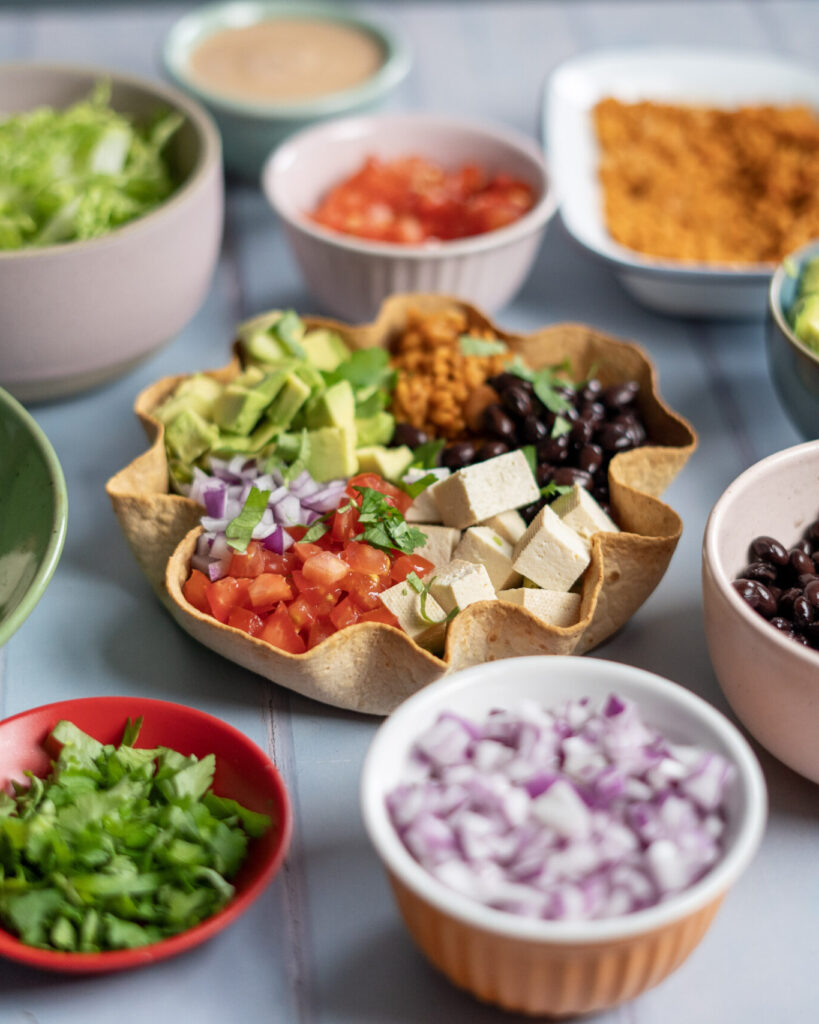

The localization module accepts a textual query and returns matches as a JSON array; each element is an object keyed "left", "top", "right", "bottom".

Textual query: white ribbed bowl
[{"left": 261, "top": 113, "right": 555, "bottom": 321}]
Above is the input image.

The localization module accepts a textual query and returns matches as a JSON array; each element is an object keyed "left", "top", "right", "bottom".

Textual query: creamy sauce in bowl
[{"left": 188, "top": 18, "right": 385, "bottom": 104}]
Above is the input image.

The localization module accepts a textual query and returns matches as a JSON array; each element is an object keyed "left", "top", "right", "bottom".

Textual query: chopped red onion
[{"left": 387, "top": 695, "right": 735, "bottom": 922}]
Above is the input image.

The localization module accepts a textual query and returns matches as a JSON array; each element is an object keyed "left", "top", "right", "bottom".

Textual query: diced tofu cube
[
  {"left": 429, "top": 559, "right": 497, "bottom": 614},
  {"left": 551, "top": 484, "right": 619, "bottom": 547},
  {"left": 378, "top": 580, "right": 447, "bottom": 650},
  {"left": 432, "top": 450, "right": 539, "bottom": 529},
  {"left": 403, "top": 467, "right": 450, "bottom": 523},
  {"left": 452, "top": 527, "right": 521, "bottom": 591},
  {"left": 479, "top": 509, "right": 528, "bottom": 546},
  {"left": 512, "top": 505, "right": 590, "bottom": 591},
  {"left": 413, "top": 525, "right": 461, "bottom": 569},
  {"left": 497, "top": 588, "right": 582, "bottom": 628}
]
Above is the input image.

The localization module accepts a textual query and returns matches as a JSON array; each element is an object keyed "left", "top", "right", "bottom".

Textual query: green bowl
[
  {"left": 0, "top": 388, "right": 68, "bottom": 645},
  {"left": 162, "top": 1, "right": 412, "bottom": 180}
]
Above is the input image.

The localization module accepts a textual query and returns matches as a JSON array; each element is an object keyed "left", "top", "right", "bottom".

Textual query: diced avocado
[
  {"left": 294, "top": 363, "right": 324, "bottom": 393},
  {"left": 356, "top": 445, "right": 414, "bottom": 482},
  {"left": 234, "top": 365, "right": 265, "bottom": 389},
  {"left": 301, "top": 329, "right": 351, "bottom": 371},
  {"left": 237, "top": 310, "right": 307, "bottom": 363},
  {"left": 273, "top": 431, "right": 301, "bottom": 461},
  {"left": 211, "top": 419, "right": 280, "bottom": 458},
  {"left": 305, "top": 379, "right": 356, "bottom": 430},
  {"left": 240, "top": 328, "right": 289, "bottom": 366},
  {"left": 212, "top": 383, "right": 270, "bottom": 436},
  {"left": 266, "top": 372, "right": 311, "bottom": 428},
  {"left": 792, "top": 294, "right": 819, "bottom": 352},
  {"left": 305, "top": 426, "right": 358, "bottom": 482},
  {"left": 356, "top": 411, "right": 395, "bottom": 448},
  {"left": 165, "top": 408, "right": 219, "bottom": 463},
  {"left": 798, "top": 257, "right": 819, "bottom": 299},
  {"left": 354, "top": 387, "right": 388, "bottom": 418},
  {"left": 252, "top": 364, "right": 297, "bottom": 402},
  {"left": 174, "top": 374, "right": 223, "bottom": 414}
]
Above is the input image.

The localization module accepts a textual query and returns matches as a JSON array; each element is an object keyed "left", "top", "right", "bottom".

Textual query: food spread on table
[
  {"left": 388, "top": 694, "right": 734, "bottom": 920},
  {"left": 0, "top": 82, "right": 180, "bottom": 250},
  {"left": 0, "top": 717, "right": 269, "bottom": 952},
  {"left": 309, "top": 156, "right": 536, "bottom": 243},
  {"left": 594, "top": 98, "right": 819, "bottom": 263}
]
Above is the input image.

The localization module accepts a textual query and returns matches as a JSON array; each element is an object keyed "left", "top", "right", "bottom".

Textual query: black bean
[
  {"left": 789, "top": 548, "right": 815, "bottom": 578},
  {"left": 476, "top": 441, "right": 510, "bottom": 462},
  {"left": 536, "top": 462, "right": 554, "bottom": 487},
  {"left": 793, "top": 596, "right": 815, "bottom": 629},
  {"left": 592, "top": 486, "right": 610, "bottom": 507},
  {"left": 441, "top": 441, "right": 476, "bottom": 471},
  {"left": 488, "top": 372, "right": 530, "bottom": 395},
  {"left": 602, "top": 381, "right": 639, "bottom": 409},
  {"left": 482, "top": 404, "right": 517, "bottom": 441},
  {"left": 805, "top": 519, "right": 819, "bottom": 548},
  {"left": 578, "top": 443, "right": 604, "bottom": 475},
  {"left": 732, "top": 578, "right": 777, "bottom": 619},
  {"left": 501, "top": 385, "right": 534, "bottom": 421},
  {"left": 793, "top": 538, "right": 813, "bottom": 557},
  {"left": 521, "top": 415, "right": 548, "bottom": 443},
  {"left": 391, "top": 423, "right": 429, "bottom": 449},
  {"left": 537, "top": 435, "right": 569, "bottom": 464},
  {"left": 579, "top": 401, "right": 606, "bottom": 424},
  {"left": 749, "top": 536, "right": 789, "bottom": 567},
  {"left": 738, "top": 562, "right": 779, "bottom": 585},
  {"left": 801, "top": 622, "right": 819, "bottom": 648},
  {"left": 570, "top": 419, "right": 594, "bottom": 447},
  {"left": 769, "top": 617, "right": 796, "bottom": 637},
  {"left": 581, "top": 379, "right": 603, "bottom": 402},
  {"left": 804, "top": 579, "right": 819, "bottom": 608},
  {"left": 597, "top": 422, "right": 634, "bottom": 452},
  {"left": 552, "top": 467, "right": 594, "bottom": 489},
  {"left": 778, "top": 587, "right": 802, "bottom": 618},
  {"left": 520, "top": 497, "right": 547, "bottom": 524},
  {"left": 768, "top": 584, "right": 783, "bottom": 604}
]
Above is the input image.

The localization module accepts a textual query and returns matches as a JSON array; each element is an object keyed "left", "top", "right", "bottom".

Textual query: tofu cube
[
  {"left": 497, "top": 588, "right": 582, "bottom": 628},
  {"left": 479, "top": 509, "right": 528, "bottom": 546},
  {"left": 403, "top": 467, "right": 450, "bottom": 523},
  {"left": 452, "top": 527, "right": 521, "bottom": 591},
  {"left": 429, "top": 559, "right": 497, "bottom": 614},
  {"left": 378, "top": 579, "right": 447, "bottom": 650},
  {"left": 551, "top": 484, "right": 620, "bottom": 547},
  {"left": 413, "top": 525, "right": 461, "bottom": 569},
  {"left": 512, "top": 505, "right": 590, "bottom": 591},
  {"left": 432, "top": 450, "right": 540, "bottom": 529}
]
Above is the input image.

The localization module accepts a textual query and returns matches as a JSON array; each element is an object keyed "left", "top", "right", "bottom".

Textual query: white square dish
[{"left": 544, "top": 48, "right": 819, "bottom": 319}]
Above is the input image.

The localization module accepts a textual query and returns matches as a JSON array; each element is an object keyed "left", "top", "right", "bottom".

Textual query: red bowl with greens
[{"left": 0, "top": 696, "right": 292, "bottom": 972}]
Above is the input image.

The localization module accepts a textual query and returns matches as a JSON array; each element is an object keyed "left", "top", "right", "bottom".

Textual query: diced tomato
[
  {"left": 287, "top": 594, "right": 319, "bottom": 631},
  {"left": 206, "top": 577, "right": 249, "bottom": 624},
  {"left": 358, "top": 607, "right": 400, "bottom": 627},
  {"left": 302, "top": 551, "right": 350, "bottom": 587},
  {"left": 346, "top": 473, "right": 411, "bottom": 514},
  {"left": 227, "top": 608, "right": 264, "bottom": 637},
  {"left": 342, "top": 541, "right": 390, "bottom": 576},
  {"left": 346, "top": 571, "right": 390, "bottom": 611},
  {"left": 390, "top": 553, "right": 436, "bottom": 583},
  {"left": 248, "top": 573, "right": 294, "bottom": 612},
  {"left": 329, "top": 596, "right": 361, "bottom": 631},
  {"left": 330, "top": 504, "right": 359, "bottom": 543},
  {"left": 259, "top": 606, "right": 306, "bottom": 655},
  {"left": 307, "top": 619, "right": 336, "bottom": 650},
  {"left": 183, "top": 570, "right": 210, "bottom": 614},
  {"left": 293, "top": 542, "right": 324, "bottom": 564},
  {"left": 287, "top": 526, "right": 309, "bottom": 542},
  {"left": 262, "top": 548, "right": 298, "bottom": 575},
  {"left": 227, "top": 540, "right": 266, "bottom": 579}
]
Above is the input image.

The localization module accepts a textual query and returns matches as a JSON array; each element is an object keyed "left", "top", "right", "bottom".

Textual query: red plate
[{"left": 0, "top": 696, "right": 293, "bottom": 973}]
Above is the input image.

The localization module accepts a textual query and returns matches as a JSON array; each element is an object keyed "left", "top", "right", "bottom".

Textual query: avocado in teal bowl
[{"left": 0, "top": 388, "right": 68, "bottom": 645}]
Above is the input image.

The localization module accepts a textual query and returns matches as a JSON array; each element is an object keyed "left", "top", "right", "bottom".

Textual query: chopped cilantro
[
  {"left": 400, "top": 472, "right": 438, "bottom": 499},
  {"left": 418, "top": 575, "right": 459, "bottom": 624},
  {"left": 459, "top": 334, "right": 508, "bottom": 357},
  {"left": 327, "top": 347, "right": 396, "bottom": 393},
  {"left": 406, "top": 571, "right": 425, "bottom": 593},
  {"left": 409, "top": 439, "right": 445, "bottom": 470},
  {"left": 540, "top": 481, "right": 574, "bottom": 501},
  {"left": 225, "top": 486, "right": 271, "bottom": 552},
  {"left": 551, "top": 414, "right": 572, "bottom": 437},
  {"left": 520, "top": 444, "right": 537, "bottom": 478},
  {"left": 300, "top": 499, "right": 354, "bottom": 543},
  {"left": 353, "top": 487, "right": 427, "bottom": 554}
]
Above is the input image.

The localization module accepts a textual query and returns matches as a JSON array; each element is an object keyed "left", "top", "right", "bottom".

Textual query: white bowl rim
[
  {"left": 162, "top": 0, "right": 412, "bottom": 121},
  {"left": 768, "top": 239, "right": 819, "bottom": 368},
  {"left": 361, "top": 655, "right": 767, "bottom": 945},
  {"left": 545, "top": 45, "right": 819, "bottom": 281},
  {"left": 0, "top": 61, "right": 222, "bottom": 262},
  {"left": 703, "top": 438, "right": 819, "bottom": 671},
  {"left": 262, "top": 111, "right": 556, "bottom": 260}
]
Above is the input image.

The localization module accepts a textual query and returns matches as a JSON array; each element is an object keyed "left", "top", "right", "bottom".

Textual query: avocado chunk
[
  {"left": 272, "top": 431, "right": 301, "bottom": 462},
  {"left": 212, "top": 383, "right": 270, "bottom": 436},
  {"left": 301, "top": 329, "right": 352, "bottom": 372},
  {"left": 798, "top": 257, "right": 819, "bottom": 299},
  {"left": 153, "top": 374, "right": 223, "bottom": 425},
  {"left": 306, "top": 379, "right": 356, "bottom": 430},
  {"left": 294, "top": 362, "right": 324, "bottom": 393},
  {"left": 356, "top": 411, "right": 395, "bottom": 448},
  {"left": 241, "top": 328, "right": 289, "bottom": 366},
  {"left": 164, "top": 408, "right": 219, "bottom": 464},
  {"left": 238, "top": 310, "right": 307, "bottom": 364},
  {"left": 792, "top": 293, "right": 819, "bottom": 352},
  {"left": 356, "top": 445, "right": 414, "bottom": 482},
  {"left": 305, "top": 426, "right": 358, "bottom": 482},
  {"left": 211, "top": 419, "right": 280, "bottom": 457},
  {"left": 266, "top": 372, "right": 311, "bottom": 428}
]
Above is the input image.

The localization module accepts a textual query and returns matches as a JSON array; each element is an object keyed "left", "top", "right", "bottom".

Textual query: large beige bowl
[
  {"left": 0, "top": 64, "right": 223, "bottom": 402},
  {"left": 107, "top": 294, "right": 696, "bottom": 715},
  {"left": 703, "top": 440, "right": 819, "bottom": 783}
]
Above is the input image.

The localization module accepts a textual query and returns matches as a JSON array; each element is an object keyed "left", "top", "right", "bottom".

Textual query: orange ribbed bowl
[{"left": 361, "top": 657, "right": 766, "bottom": 1017}]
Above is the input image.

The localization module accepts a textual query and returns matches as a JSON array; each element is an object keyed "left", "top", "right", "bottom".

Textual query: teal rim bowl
[
  {"left": 0, "top": 388, "right": 68, "bottom": 646},
  {"left": 162, "top": 1, "right": 412, "bottom": 120}
]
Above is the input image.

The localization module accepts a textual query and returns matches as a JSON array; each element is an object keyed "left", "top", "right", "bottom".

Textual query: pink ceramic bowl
[
  {"left": 702, "top": 440, "right": 819, "bottom": 783},
  {"left": 261, "top": 113, "right": 555, "bottom": 321},
  {"left": 0, "top": 64, "right": 223, "bottom": 402}
]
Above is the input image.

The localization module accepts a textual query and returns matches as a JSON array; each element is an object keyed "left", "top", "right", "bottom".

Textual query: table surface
[{"left": 3, "top": 2, "right": 819, "bottom": 1022}]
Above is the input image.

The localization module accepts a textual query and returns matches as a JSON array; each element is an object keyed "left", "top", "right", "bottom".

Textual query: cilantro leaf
[
  {"left": 540, "top": 481, "right": 574, "bottom": 501},
  {"left": 406, "top": 571, "right": 425, "bottom": 593},
  {"left": 300, "top": 499, "right": 355, "bottom": 543},
  {"left": 551, "top": 415, "right": 572, "bottom": 438},
  {"left": 400, "top": 472, "right": 438, "bottom": 500},
  {"left": 520, "top": 445, "right": 537, "bottom": 478},
  {"left": 352, "top": 487, "right": 427, "bottom": 554},
  {"left": 459, "top": 334, "right": 508, "bottom": 357},
  {"left": 418, "top": 575, "right": 459, "bottom": 624},
  {"left": 328, "top": 348, "right": 396, "bottom": 392},
  {"left": 225, "top": 486, "right": 271, "bottom": 552},
  {"left": 409, "top": 439, "right": 445, "bottom": 470}
]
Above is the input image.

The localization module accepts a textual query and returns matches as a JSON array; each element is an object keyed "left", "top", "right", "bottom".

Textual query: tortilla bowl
[{"left": 106, "top": 294, "right": 696, "bottom": 715}]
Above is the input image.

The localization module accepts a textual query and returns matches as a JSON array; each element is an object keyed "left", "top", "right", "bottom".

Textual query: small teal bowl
[
  {"left": 163, "top": 1, "right": 412, "bottom": 180},
  {"left": 0, "top": 387, "right": 68, "bottom": 646},
  {"left": 767, "top": 238, "right": 819, "bottom": 439}
]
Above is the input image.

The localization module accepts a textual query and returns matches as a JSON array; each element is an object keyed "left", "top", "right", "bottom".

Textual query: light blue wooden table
[{"left": 2, "top": 3, "right": 819, "bottom": 1022}]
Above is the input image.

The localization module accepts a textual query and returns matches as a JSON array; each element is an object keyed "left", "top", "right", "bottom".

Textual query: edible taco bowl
[{"left": 106, "top": 295, "right": 696, "bottom": 715}]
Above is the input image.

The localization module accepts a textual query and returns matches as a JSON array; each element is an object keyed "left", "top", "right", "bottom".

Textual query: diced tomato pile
[
  {"left": 183, "top": 473, "right": 434, "bottom": 654},
  {"left": 310, "top": 156, "right": 536, "bottom": 244}
]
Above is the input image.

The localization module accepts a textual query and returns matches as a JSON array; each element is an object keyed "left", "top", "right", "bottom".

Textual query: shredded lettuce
[{"left": 0, "top": 81, "right": 182, "bottom": 250}]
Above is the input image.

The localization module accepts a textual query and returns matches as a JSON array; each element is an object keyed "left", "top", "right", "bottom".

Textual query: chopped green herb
[
  {"left": 327, "top": 348, "right": 396, "bottom": 393},
  {"left": 418, "top": 575, "right": 459, "bottom": 625},
  {"left": 225, "top": 486, "right": 272, "bottom": 552},
  {"left": 406, "top": 571, "right": 425, "bottom": 593},
  {"left": 300, "top": 499, "right": 355, "bottom": 543},
  {"left": 492, "top": 535, "right": 503, "bottom": 547},
  {"left": 551, "top": 415, "right": 572, "bottom": 438},
  {"left": 510, "top": 363, "right": 575, "bottom": 415},
  {"left": 540, "top": 481, "right": 574, "bottom": 501},
  {"left": 400, "top": 473, "right": 438, "bottom": 500},
  {"left": 520, "top": 444, "right": 537, "bottom": 478},
  {"left": 458, "top": 334, "right": 508, "bottom": 357},
  {"left": 353, "top": 487, "right": 427, "bottom": 554},
  {"left": 409, "top": 439, "right": 445, "bottom": 470}
]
